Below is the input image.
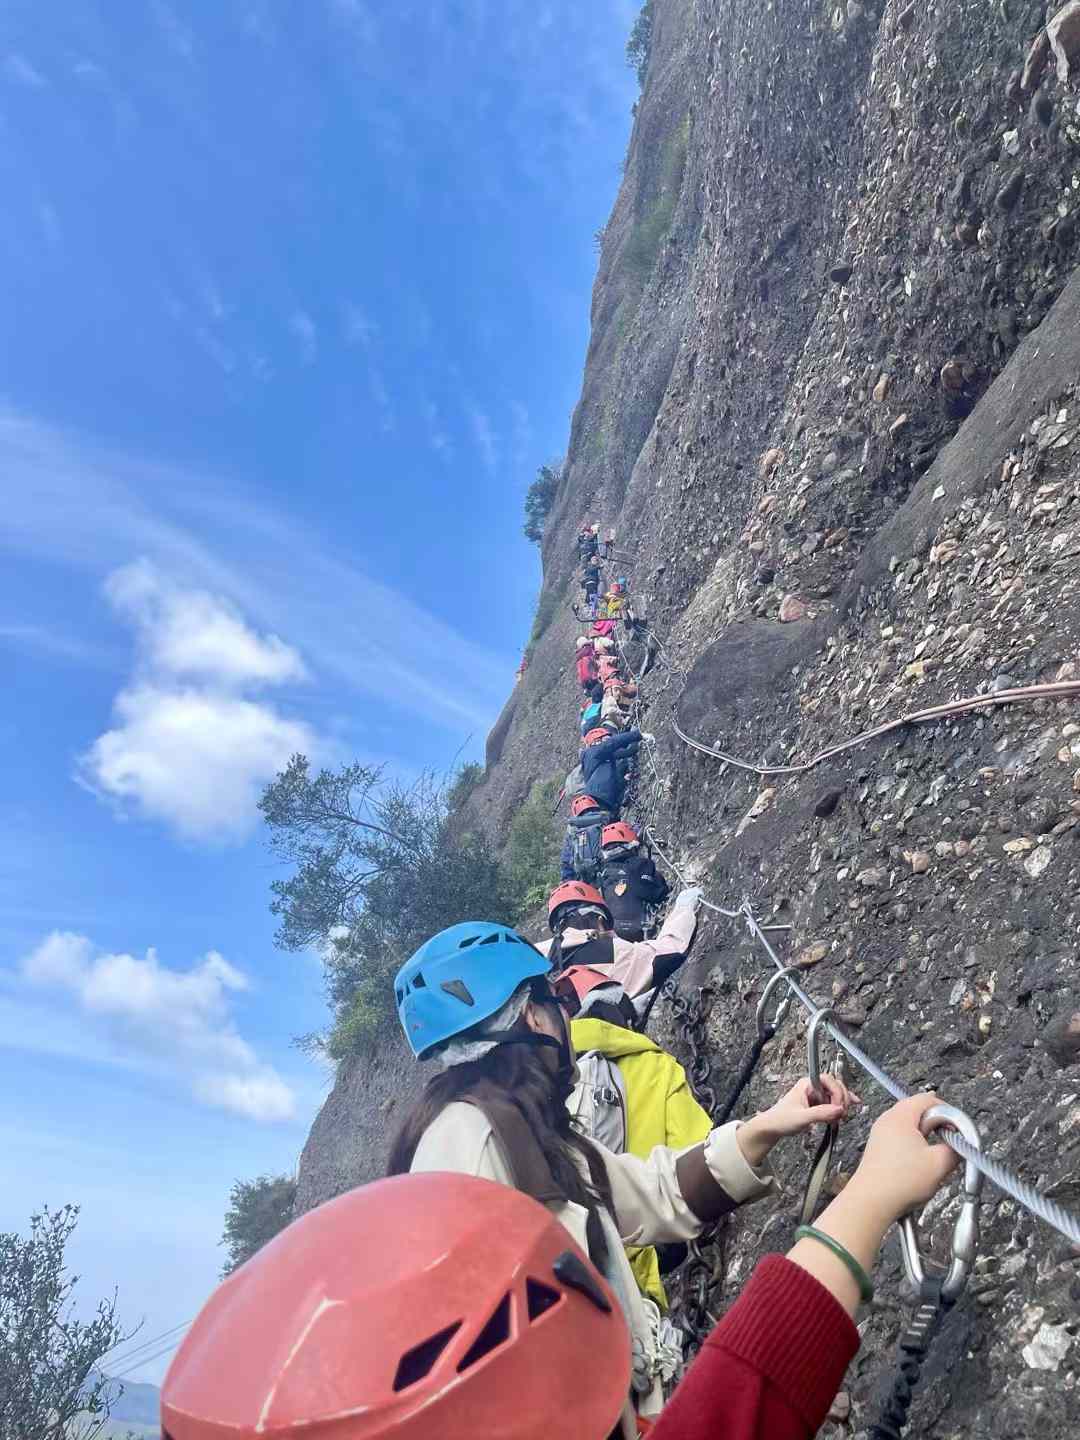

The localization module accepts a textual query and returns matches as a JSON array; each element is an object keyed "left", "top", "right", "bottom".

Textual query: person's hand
[
  {"left": 673, "top": 886, "right": 704, "bottom": 914},
  {"left": 845, "top": 1093, "right": 960, "bottom": 1227},
  {"left": 736, "top": 1074, "right": 860, "bottom": 1169}
]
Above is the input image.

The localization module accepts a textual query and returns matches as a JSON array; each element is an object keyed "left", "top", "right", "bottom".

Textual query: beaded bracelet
[{"left": 794, "top": 1224, "right": 875, "bottom": 1304}]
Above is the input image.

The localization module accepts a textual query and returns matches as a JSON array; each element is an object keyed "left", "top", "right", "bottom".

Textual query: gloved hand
[{"left": 673, "top": 886, "right": 704, "bottom": 914}]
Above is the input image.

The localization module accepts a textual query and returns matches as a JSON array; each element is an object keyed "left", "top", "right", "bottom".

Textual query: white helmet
[{"left": 576, "top": 636, "right": 591, "bottom": 649}]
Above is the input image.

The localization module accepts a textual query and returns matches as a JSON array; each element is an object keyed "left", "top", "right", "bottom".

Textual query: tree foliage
[
  {"left": 523, "top": 462, "right": 561, "bottom": 545},
  {"left": 221, "top": 1174, "right": 297, "bottom": 1277},
  {"left": 0, "top": 1206, "right": 130, "bottom": 1440},
  {"left": 503, "top": 778, "right": 563, "bottom": 917},
  {"left": 626, "top": 2, "right": 654, "bottom": 88},
  {"left": 262, "top": 757, "right": 517, "bottom": 1056}
]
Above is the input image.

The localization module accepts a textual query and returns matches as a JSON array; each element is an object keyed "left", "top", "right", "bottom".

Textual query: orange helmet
[
  {"left": 570, "top": 794, "right": 602, "bottom": 817},
  {"left": 161, "top": 1173, "right": 629, "bottom": 1440},
  {"left": 583, "top": 728, "right": 610, "bottom": 746},
  {"left": 601, "top": 823, "right": 638, "bottom": 848},
  {"left": 547, "top": 882, "right": 611, "bottom": 932},
  {"left": 552, "top": 965, "right": 619, "bottom": 1015}
]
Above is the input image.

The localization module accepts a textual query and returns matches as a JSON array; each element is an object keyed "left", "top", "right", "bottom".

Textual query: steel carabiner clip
[
  {"left": 898, "top": 1102, "right": 984, "bottom": 1303},
  {"left": 806, "top": 1004, "right": 841, "bottom": 1104},
  {"left": 755, "top": 966, "right": 799, "bottom": 1039}
]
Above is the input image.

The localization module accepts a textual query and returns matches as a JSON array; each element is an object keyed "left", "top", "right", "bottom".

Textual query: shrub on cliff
[
  {"left": 504, "top": 777, "right": 563, "bottom": 917},
  {"left": 261, "top": 756, "right": 516, "bottom": 1056},
  {"left": 220, "top": 1174, "right": 297, "bottom": 1276},
  {"left": 626, "top": 2, "right": 653, "bottom": 88},
  {"left": 523, "top": 461, "right": 561, "bottom": 544}
]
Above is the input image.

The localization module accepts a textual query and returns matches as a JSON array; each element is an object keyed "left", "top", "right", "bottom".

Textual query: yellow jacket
[{"left": 570, "top": 1017, "right": 712, "bottom": 1307}]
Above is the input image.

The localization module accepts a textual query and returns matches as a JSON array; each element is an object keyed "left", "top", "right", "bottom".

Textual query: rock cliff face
[{"left": 298, "top": 0, "right": 1080, "bottom": 1430}]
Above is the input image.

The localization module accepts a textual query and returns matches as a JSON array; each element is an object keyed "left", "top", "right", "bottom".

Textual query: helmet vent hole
[
  {"left": 457, "top": 1293, "right": 511, "bottom": 1372},
  {"left": 526, "top": 1278, "right": 562, "bottom": 1321},
  {"left": 458, "top": 935, "right": 479, "bottom": 949},
  {"left": 392, "top": 1321, "right": 462, "bottom": 1392},
  {"left": 411, "top": 971, "right": 427, "bottom": 989},
  {"left": 478, "top": 933, "right": 499, "bottom": 946},
  {"left": 440, "top": 978, "right": 475, "bottom": 1006}
]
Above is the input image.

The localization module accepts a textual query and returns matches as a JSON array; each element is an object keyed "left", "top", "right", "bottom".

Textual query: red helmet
[
  {"left": 601, "top": 823, "right": 638, "bottom": 848},
  {"left": 552, "top": 966, "right": 620, "bottom": 1015},
  {"left": 547, "top": 882, "right": 611, "bottom": 931},
  {"left": 583, "top": 728, "right": 610, "bottom": 746},
  {"left": 570, "top": 794, "right": 602, "bottom": 817},
  {"left": 161, "top": 1173, "right": 629, "bottom": 1440}
]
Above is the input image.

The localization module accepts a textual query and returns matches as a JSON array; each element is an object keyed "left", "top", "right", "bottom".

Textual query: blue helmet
[{"left": 395, "top": 921, "right": 552, "bottom": 1059}]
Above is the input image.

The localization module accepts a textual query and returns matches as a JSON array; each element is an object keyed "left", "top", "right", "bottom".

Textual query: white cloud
[
  {"left": 468, "top": 406, "right": 498, "bottom": 474},
  {"left": 0, "top": 622, "right": 109, "bottom": 668},
  {"left": 106, "top": 559, "right": 306, "bottom": 686},
  {"left": 21, "top": 931, "right": 296, "bottom": 1123},
  {"left": 5, "top": 54, "right": 47, "bottom": 88},
  {"left": 80, "top": 684, "right": 312, "bottom": 841},
  {"left": 78, "top": 560, "right": 314, "bottom": 842},
  {"left": 289, "top": 308, "right": 318, "bottom": 365}
]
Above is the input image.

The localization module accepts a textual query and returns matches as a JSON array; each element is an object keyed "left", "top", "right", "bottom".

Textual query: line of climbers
[{"left": 162, "top": 529, "right": 965, "bottom": 1440}]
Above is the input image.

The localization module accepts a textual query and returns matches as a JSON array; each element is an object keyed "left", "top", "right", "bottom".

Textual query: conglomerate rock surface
[{"left": 298, "top": 0, "right": 1080, "bottom": 1431}]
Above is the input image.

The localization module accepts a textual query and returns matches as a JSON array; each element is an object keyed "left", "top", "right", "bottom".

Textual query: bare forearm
[{"left": 787, "top": 1185, "right": 893, "bottom": 1319}]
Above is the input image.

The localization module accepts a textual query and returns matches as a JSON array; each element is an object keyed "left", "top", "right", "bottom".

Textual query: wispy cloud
[
  {"left": 0, "top": 622, "right": 110, "bottom": 668},
  {"left": 80, "top": 560, "right": 313, "bottom": 842},
  {"left": 5, "top": 54, "right": 47, "bottom": 88},
  {"left": 21, "top": 931, "right": 295, "bottom": 1122},
  {"left": 289, "top": 308, "right": 318, "bottom": 365},
  {"left": 152, "top": 0, "right": 196, "bottom": 61},
  {"left": 0, "top": 412, "right": 511, "bottom": 732},
  {"left": 468, "top": 405, "right": 498, "bottom": 475}
]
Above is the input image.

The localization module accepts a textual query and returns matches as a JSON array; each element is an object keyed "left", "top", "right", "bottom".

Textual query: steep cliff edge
[{"left": 298, "top": 0, "right": 1080, "bottom": 1430}]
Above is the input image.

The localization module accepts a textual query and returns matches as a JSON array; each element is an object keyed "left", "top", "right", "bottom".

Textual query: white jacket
[
  {"left": 536, "top": 900, "right": 698, "bottom": 997},
  {"left": 410, "top": 1102, "right": 774, "bottom": 1425}
]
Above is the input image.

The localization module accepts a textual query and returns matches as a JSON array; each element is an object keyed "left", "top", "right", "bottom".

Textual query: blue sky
[{"left": 1, "top": 0, "right": 637, "bottom": 1383}]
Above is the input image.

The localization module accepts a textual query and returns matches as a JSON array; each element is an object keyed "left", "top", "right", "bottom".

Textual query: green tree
[
  {"left": 523, "top": 462, "right": 561, "bottom": 544},
  {"left": 446, "top": 761, "right": 483, "bottom": 816},
  {"left": 504, "top": 777, "right": 563, "bottom": 919},
  {"left": 262, "top": 758, "right": 516, "bottom": 1056},
  {"left": 626, "top": 2, "right": 654, "bottom": 88},
  {"left": 220, "top": 1174, "right": 297, "bottom": 1276},
  {"left": 0, "top": 1206, "right": 130, "bottom": 1440}
]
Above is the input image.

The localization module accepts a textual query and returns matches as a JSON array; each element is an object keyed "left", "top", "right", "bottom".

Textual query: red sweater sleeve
[{"left": 651, "top": 1255, "right": 859, "bottom": 1440}]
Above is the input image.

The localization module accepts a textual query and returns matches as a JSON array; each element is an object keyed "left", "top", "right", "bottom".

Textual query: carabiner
[
  {"left": 755, "top": 967, "right": 798, "bottom": 1038},
  {"left": 806, "top": 1006, "right": 839, "bottom": 1104},
  {"left": 898, "top": 1102, "right": 984, "bottom": 1304}
]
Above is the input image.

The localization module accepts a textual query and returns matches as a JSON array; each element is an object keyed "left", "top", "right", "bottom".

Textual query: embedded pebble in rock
[
  {"left": 814, "top": 787, "right": 843, "bottom": 817},
  {"left": 908, "top": 850, "right": 932, "bottom": 873},
  {"left": 779, "top": 594, "right": 808, "bottom": 622},
  {"left": 829, "top": 261, "right": 854, "bottom": 285},
  {"left": 857, "top": 866, "right": 888, "bottom": 887},
  {"left": 828, "top": 1392, "right": 852, "bottom": 1423},
  {"left": 1041, "top": 1008, "right": 1080, "bottom": 1067},
  {"left": 1022, "top": 27, "right": 1051, "bottom": 91},
  {"left": 1022, "top": 1322, "right": 1073, "bottom": 1370},
  {"left": 1024, "top": 844, "right": 1053, "bottom": 878},
  {"left": 873, "top": 373, "right": 891, "bottom": 402},
  {"left": 760, "top": 447, "right": 783, "bottom": 479}
]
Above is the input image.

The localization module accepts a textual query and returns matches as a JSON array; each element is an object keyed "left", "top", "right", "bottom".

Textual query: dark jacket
[
  {"left": 599, "top": 852, "right": 670, "bottom": 940},
  {"left": 580, "top": 728, "right": 641, "bottom": 814}
]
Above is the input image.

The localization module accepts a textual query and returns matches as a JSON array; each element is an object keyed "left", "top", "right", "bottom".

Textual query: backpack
[
  {"left": 564, "top": 763, "right": 587, "bottom": 801},
  {"left": 569, "top": 1051, "right": 627, "bottom": 1153},
  {"left": 570, "top": 820, "right": 604, "bottom": 884}
]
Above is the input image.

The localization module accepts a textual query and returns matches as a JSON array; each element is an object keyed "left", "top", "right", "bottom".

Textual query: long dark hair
[{"left": 387, "top": 1018, "right": 614, "bottom": 1226}]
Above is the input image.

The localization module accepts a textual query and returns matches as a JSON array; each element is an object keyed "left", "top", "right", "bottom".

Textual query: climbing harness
[
  {"left": 867, "top": 1104, "right": 984, "bottom": 1440},
  {"left": 712, "top": 968, "right": 795, "bottom": 1126}
]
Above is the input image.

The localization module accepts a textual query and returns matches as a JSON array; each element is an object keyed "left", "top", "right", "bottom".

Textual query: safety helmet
[
  {"left": 394, "top": 923, "right": 550, "bottom": 1060},
  {"left": 593, "top": 636, "right": 614, "bottom": 651},
  {"left": 601, "top": 823, "right": 639, "bottom": 848},
  {"left": 547, "top": 882, "right": 611, "bottom": 932},
  {"left": 161, "top": 1173, "right": 629, "bottom": 1440},
  {"left": 570, "top": 793, "right": 602, "bottom": 817},
  {"left": 583, "top": 728, "right": 610, "bottom": 746},
  {"left": 575, "top": 636, "right": 590, "bottom": 649}
]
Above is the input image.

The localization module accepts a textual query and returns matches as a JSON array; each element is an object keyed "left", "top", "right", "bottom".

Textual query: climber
[
  {"left": 578, "top": 522, "right": 599, "bottom": 563},
  {"left": 598, "top": 821, "right": 669, "bottom": 942},
  {"left": 387, "top": 919, "right": 861, "bottom": 1427},
  {"left": 540, "top": 880, "right": 703, "bottom": 998},
  {"left": 560, "top": 795, "right": 614, "bottom": 883},
  {"left": 581, "top": 557, "right": 602, "bottom": 617},
  {"left": 600, "top": 678, "right": 637, "bottom": 731},
  {"left": 580, "top": 697, "right": 604, "bottom": 737},
  {"left": 598, "top": 653, "right": 623, "bottom": 685},
  {"left": 593, "top": 633, "right": 615, "bottom": 654},
  {"left": 161, "top": 1093, "right": 961, "bottom": 1440},
  {"left": 592, "top": 617, "right": 617, "bottom": 640},
  {"left": 604, "top": 583, "right": 627, "bottom": 620},
  {"left": 582, "top": 725, "right": 643, "bottom": 817},
  {"left": 576, "top": 637, "right": 598, "bottom": 691},
  {"left": 558, "top": 965, "right": 710, "bottom": 1319}
]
